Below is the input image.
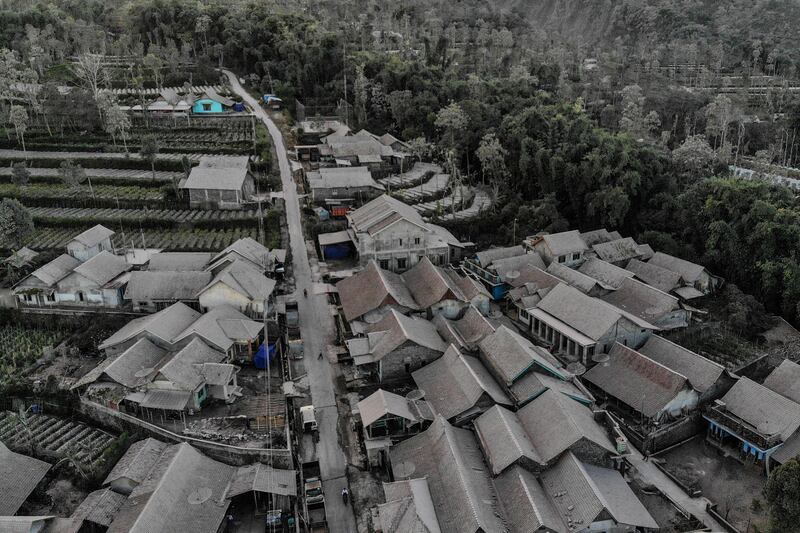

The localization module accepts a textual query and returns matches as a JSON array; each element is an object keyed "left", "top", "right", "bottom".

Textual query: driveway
[{"left": 223, "top": 70, "right": 356, "bottom": 533}]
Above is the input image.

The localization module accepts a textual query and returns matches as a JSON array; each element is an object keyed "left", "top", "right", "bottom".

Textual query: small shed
[{"left": 318, "top": 230, "right": 354, "bottom": 261}]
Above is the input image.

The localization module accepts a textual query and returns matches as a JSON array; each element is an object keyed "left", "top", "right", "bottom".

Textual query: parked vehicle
[
  {"left": 300, "top": 405, "right": 318, "bottom": 432},
  {"left": 303, "top": 460, "right": 327, "bottom": 532}
]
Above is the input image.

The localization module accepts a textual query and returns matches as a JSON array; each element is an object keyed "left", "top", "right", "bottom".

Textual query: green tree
[
  {"left": 0, "top": 198, "right": 34, "bottom": 249},
  {"left": 59, "top": 159, "right": 91, "bottom": 197},
  {"left": 765, "top": 458, "right": 800, "bottom": 532},
  {"left": 476, "top": 132, "right": 508, "bottom": 188},
  {"left": 9, "top": 105, "right": 28, "bottom": 152},
  {"left": 11, "top": 162, "right": 30, "bottom": 187},
  {"left": 673, "top": 135, "right": 716, "bottom": 178},
  {"left": 140, "top": 135, "right": 160, "bottom": 181},
  {"left": 435, "top": 102, "right": 468, "bottom": 151}
]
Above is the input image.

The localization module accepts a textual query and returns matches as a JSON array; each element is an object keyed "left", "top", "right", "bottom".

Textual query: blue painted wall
[{"left": 193, "top": 99, "right": 224, "bottom": 114}]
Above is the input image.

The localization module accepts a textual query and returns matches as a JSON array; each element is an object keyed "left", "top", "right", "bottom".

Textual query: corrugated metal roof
[{"left": 0, "top": 442, "right": 51, "bottom": 515}]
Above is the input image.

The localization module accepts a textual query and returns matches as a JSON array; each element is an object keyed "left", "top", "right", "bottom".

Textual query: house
[
  {"left": 463, "top": 245, "right": 543, "bottom": 299},
  {"left": 68, "top": 488, "right": 127, "bottom": 531},
  {"left": 584, "top": 343, "right": 700, "bottom": 424},
  {"left": 192, "top": 88, "right": 234, "bottom": 114},
  {"left": 3, "top": 246, "right": 38, "bottom": 269},
  {"left": 473, "top": 390, "right": 616, "bottom": 475},
  {"left": 625, "top": 258, "right": 682, "bottom": 293},
  {"left": 530, "top": 230, "right": 589, "bottom": 266},
  {"left": 705, "top": 376, "right": 800, "bottom": 473},
  {"left": 0, "top": 442, "right": 51, "bottom": 516},
  {"left": 492, "top": 465, "right": 566, "bottom": 533},
  {"left": 207, "top": 237, "right": 274, "bottom": 273},
  {"left": 546, "top": 262, "right": 609, "bottom": 296},
  {"left": 124, "top": 271, "right": 212, "bottom": 312},
  {"left": 538, "top": 451, "right": 658, "bottom": 532},
  {"left": 637, "top": 335, "right": 730, "bottom": 404},
  {"left": 412, "top": 344, "right": 512, "bottom": 425},
  {"left": 524, "top": 283, "right": 656, "bottom": 365},
  {"left": 101, "top": 438, "right": 296, "bottom": 533},
  {"left": 336, "top": 258, "right": 488, "bottom": 324},
  {"left": 763, "top": 359, "right": 800, "bottom": 403},
  {"left": 180, "top": 156, "right": 255, "bottom": 209},
  {"left": 197, "top": 259, "right": 277, "bottom": 317},
  {"left": 358, "top": 388, "right": 434, "bottom": 439},
  {"left": 66, "top": 224, "right": 115, "bottom": 261},
  {"left": 13, "top": 253, "right": 81, "bottom": 307},
  {"left": 591, "top": 237, "right": 648, "bottom": 266},
  {"left": 390, "top": 417, "right": 508, "bottom": 533},
  {"left": 577, "top": 257, "right": 635, "bottom": 290},
  {"left": 477, "top": 326, "right": 580, "bottom": 406},
  {"left": 506, "top": 266, "right": 562, "bottom": 318},
  {"left": 432, "top": 304, "right": 496, "bottom": 352},
  {"left": 147, "top": 88, "right": 192, "bottom": 114},
  {"left": 98, "top": 302, "right": 263, "bottom": 361},
  {"left": 343, "top": 194, "right": 469, "bottom": 272},
  {"left": 375, "top": 479, "right": 442, "bottom": 533},
  {"left": 648, "top": 252, "right": 723, "bottom": 298},
  {"left": 578, "top": 228, "right": 622, "bottom": 247},
  {"left": 72, "top": 336, "right": 240, "bottom": 412},
  {"left": 346, "top": 309, "right": 446, "bottom": 381},
  {"left": 599, "top": 277, "right": 691, "bottom": 330},
  {"left": 306, "top": 166, "right": 385, "bottom": 203}
]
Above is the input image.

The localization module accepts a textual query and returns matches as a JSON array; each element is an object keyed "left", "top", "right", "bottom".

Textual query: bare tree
[{"left": 71, "top": 52, "right": 107, "bottom": 100}]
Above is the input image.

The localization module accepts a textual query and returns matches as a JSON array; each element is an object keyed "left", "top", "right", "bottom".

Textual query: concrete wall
[
  {"left": 358, "top": 219, "right": 451, "bottom": 272},
  {"left": 199, "top": 283, "right": 261, "bottom": 316},
  {"left": 67, "top": 238, "right": 112, "bottom": 262}
]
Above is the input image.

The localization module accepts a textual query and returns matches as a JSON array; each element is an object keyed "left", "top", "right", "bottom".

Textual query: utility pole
[{"left": 343, "top": 39, "right": 349, "bottom": 127}]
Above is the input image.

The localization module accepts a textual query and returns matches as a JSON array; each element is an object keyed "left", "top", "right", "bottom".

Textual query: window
[
  {"left": 202, "top": 103, "right": 212, "bottom": 111},
  {"left": 45, "top": 294, "right": 55, "bottom": 302},
  {"left": 399, "top": 238, "right": 404, "bottom": 246},
  {"left": 397, "top": 258, "right": 407, "bottom": 270},
  {"left": 519, "top": 309, "right": 529, "bottom": 320},
  {"left": 572, "top": 252, "right": 581, "bottom": 261},
  {"left": 558, "top": 255, "right": 566, "bottom": 263},
  {"left": 379, "top": 259, "right": 390, "bottom": 270},
  {"left": 414, "top": 237, "right": 421, "bottom": 245}
]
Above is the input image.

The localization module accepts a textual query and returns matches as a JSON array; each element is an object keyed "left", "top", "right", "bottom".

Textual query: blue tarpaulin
[{"left": 254, "top": 342, "right": 277, "bottom": 369}]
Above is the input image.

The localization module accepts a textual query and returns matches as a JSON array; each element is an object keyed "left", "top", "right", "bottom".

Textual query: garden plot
[
  {"left": 0, "top": 182, "right": 164, "bottom": 202},
  {"left": 412, "top": 184, "right": 473, "bottom": 215},
  {"left": 105, "top": 84, "right": 227, "bottom": 97},
  {"left": 378, "top": 162, "right": 441, "bottom": 189},
  {"left": 0, "top": 411, "right": 116, "bottom": 470},
  {"left": 394, "top": 173, "right": 450, "bottom": 203},
  {"left": 29, "top": 206, "right": 260, "bottom": 225},
  {"left": 0, "top": 166, "right": 182, "bottom": 183},
  {"left": 0, "top": 324, "right": 65, "bottom": 377},
  {"left": 0, "top": 148, "right": 205, "bottom": 162},
  {"left": 431, "top": 188, "right": 492, "bottom": 221}
]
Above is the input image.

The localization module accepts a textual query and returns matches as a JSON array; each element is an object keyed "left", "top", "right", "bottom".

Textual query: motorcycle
[{"left": 342, "top": 488, "right": 349, "bottom": 506}]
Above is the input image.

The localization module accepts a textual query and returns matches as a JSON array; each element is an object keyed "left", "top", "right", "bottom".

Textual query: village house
[
  {"left": 197, "top": 259, "right": 277, "bottom": 317},
  {"left": 179, "top": 155, "right": 255, "bottom": 209},
  {"left": 327, "top": 194, "right": 468, "bottom": 272},
  {"left": 463, "top": 245, "right": 544, "bottom": 299},
  {"left": 374, "top": 478, "right": 441, "bottom": 533},
  {"left": 577, "top": 257, "right": 636, "bottom": 290},
  {"left": 546, "top": 262, "right": 609, "bottom": 296},
  {"left": 99, "top": 438, "right": 296, "bottom": 533},
  {"left": 390, "top": 416, "right": 508, "bottom": 533},
  {"left": 704, "top": 375, "right": 800, "bottom": 474},
  {"left": 306, "top": 166, "right": 385, "bottom": 203},
  {"left": 477, "top": 325, "right": 587, "bottom": 407},
  {"left": 336, "top": 258, "right": 489, "bottom": 325},
  {"left": 346, "top": 309, "right": 446, "bottom": 381},
  {"left": 356, "top": 388, "right": 435, "bottom": 467},
  {"left": 473, "top": 390, "right": 617, "bottom": 476},
  {"left": 507, "top": 266, "right": 562, "bottom": 317},
  {"left": 599, "top": 277, "right": 691, "bottom": 330},
  {"left": 412, "top": 344, "right": 512, "bottom": 425},
  {"left": 207, "top": 237, "right": 281, "bottom": 274},
  {"left": 67, "top": 224, "right": 115, "bottom": 261},
  {"left": 0, "top": 442, "right": 51, "bottom": 516},
  {"left": 648, "top": 251, "right": 723, "bottom": 299},
  {"left": 98, "top": 302, "right": 263, "bottom": 362},
  {"left": 3, "top": 246, "right": 38, "bottom": 270},
  {"left": 432, "top": 304, "right": 496, "bottom": 352},
  {"left": 192, "top": 88, "right": 235, "bottom": 113},
  {"left": 583, "top": 343, "right": 700, "bottom": 426},
  {"left": 625, "top": 258, "right": 683, "bottom": 293},
  {"left": 72, "top": 336, "right": 240, "bottom": 415},
  {"left": 637, "top": 335, "right": 730, "bottom": 405},
  {"left": 147, "top": 252, "right": 214, "bottom": 271},
  {"left": 590, "top": 236, "right": 651, "bottom": 266},
  {"left": 124, "top": 270, "right": 211, "bottom": 312},
  {"left": 522, "top": 283, "right": 656, "bottom": 365},
  {"left": 529, "top": 230, "right": 590, "bottom": 267}
]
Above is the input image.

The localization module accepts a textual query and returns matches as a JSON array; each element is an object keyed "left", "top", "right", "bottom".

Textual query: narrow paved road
[{"left": 224, "top": 70, "right": 356, "bottom": 533}]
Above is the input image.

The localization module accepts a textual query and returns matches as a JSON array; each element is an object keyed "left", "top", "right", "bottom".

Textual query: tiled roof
[
  {"left": 174, "top": 304, "right": 263, "bottom": 352},
  {"left": 577, "top": 258, "right": 635, "bottom": 290},
  {"left": 70, "top": 250, "right": 128, "bottom": 285},
  {"left": 337, "top": 260, "right": 419, "bottom": 321},
  {"left": 583, "top": 343, "right": 691, "bottom": 418},
  {"left": 377, "top": 478, "right": 442, "bottom": 533},
  {"left": 412, "top": 345, "right": 510, "bottom": 419},
  {"left": 390, "top": 417, "right": 508, "bottom": 533},
  {"left": 638, "top": 335, "right": 724, "bottom": 394},
  {"left": 157, "top": 338, "right": 226, "bottom": 390},
  {"left": 591, "top": 237, "right": 642, "bottom": 264},
  {"left": 200, "top": 259, "right": 276, "bottom": 301},
  {"left": 103, "top": 438, "right": 169, "bottom": 487},
  {"left": 99, "top": 302, "right": 201, "bottom": 351},
  {"left": 181, "top": 156, "right": 249, "bottom": 190},
  {"left": 124, "top": 271, "right": 212, "bottom": 301},
  {"left": 71, "top": 488, "right": 126, "bottom": 526},
  {"left": 474, "top": 405, "right": 541, "bottom": 474},
  {"left": 493, "top": 465, "right": 566, "bottom": 533},
  {"left": 546, "top": 262, "right": 603, "bottom": 294},
  {"left": 763, "top": 359, "right": 800, "bottom": 403},
  {"left": 599, "top": 277, "right": 681, "bottom": 324},
  {"left": 147, "top": 252, "right": 213, "bottom": 271},
  {"left": 0, "top": 442, "right": 51, "bottom": 515},
  {"left": 649, "top": 252, "right": 707, "bottom": 283},
  {"left": 719, "top": 377, "right": 800, "bottom": 440},
  {"left": 535, "top": 284, "right": 622, "bottom": 341},
  {"left": 478, "top": 325, "right": 564, "bottom": 385},
  {"left": 625, "top": 258, "right": 682, "bottom": 293},
  {"left": 362, "top": 309, "right": 446, "bottom": 361},
  {"left": 402, "top": 257, "right": 466, "bottom": 309},
  {"left": 539, "top": 230, "right": 587, "bottom": 257},
  {"left": 473, "top": 245, "right": 526, "bottom": 268},
  {"left": 432, "top": 305, "right": 495, "bottom": 351},
  {"left": 25, "top": 254, "right": 81, "bottom": 287},
  {"left": 70, "top": 224, "right": 114, "bottom": 247}
]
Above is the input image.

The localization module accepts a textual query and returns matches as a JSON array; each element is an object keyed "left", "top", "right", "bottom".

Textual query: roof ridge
[
  {"left": 615, "top": 343, "right": 690, "bottom": 387},
  {"left": 439, "top": 421, "right": 483, "bottom": 529},
  {"left": 495, "top": 406, "right": 529, "bottom": 458},
  {"left": 571, "top": 455, "right": 609, "bottom": 516},
  {"left": 513, "top": 467, "right": 546, "bottom": 527}
]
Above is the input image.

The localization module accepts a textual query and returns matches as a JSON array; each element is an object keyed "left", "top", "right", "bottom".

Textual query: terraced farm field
[
  {"left": 29, "top": 206, "right": 260, "bottom": 225},
  {"left": 0, "top": 324, "right": 65, "bottom": 376},
  {"left": 0, "top": 182, "right": 164, "bottom": 202}
]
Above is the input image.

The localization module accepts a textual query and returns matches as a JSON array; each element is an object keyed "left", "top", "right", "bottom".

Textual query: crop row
[
  {"left": 0, "top": 325, "right": 65, "bottom": 376},
  {"left": 28, "top": 206, "right": 260, "bottom": 223},
  {"left": 0, "top": 182, "right": 163, "bottom": 202}
]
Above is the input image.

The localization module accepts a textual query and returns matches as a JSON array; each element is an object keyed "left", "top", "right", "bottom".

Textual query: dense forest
[{"left": 2, "top": 0, "right": 800, "bottom": 326}]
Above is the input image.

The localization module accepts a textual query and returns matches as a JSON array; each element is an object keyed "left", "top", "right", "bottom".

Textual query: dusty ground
[
  {"left": 27, "top": 477, "right": 89, "bottom": 517},
  {"left": 348, "top": 464, "right": 387, "bottom": 533},
  {"left": 660, "top": 438, "right": 769, "bottom": 531}
]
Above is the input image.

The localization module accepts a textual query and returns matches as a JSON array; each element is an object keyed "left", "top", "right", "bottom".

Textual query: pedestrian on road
[
  {"left": 303, "top": 288, "right": 308, "bottom": 298},
  {"left": 318, "top": 352, "right": 323, "bottom": 360}
]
